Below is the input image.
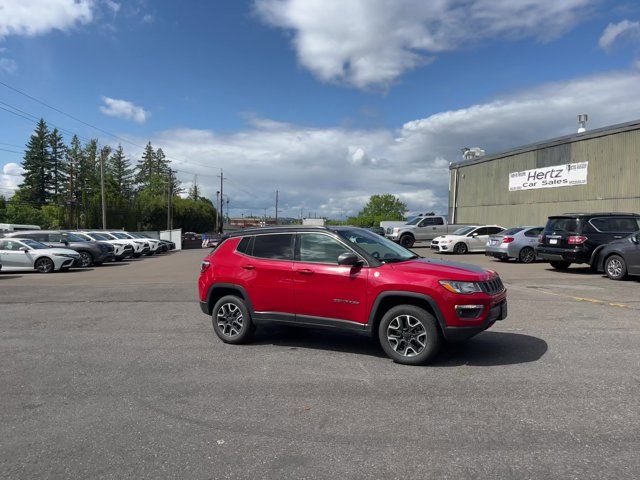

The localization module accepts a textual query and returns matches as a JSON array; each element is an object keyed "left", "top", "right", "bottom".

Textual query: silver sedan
[
  {"left": 0, "top": 238, "right": 80, "bottom": 273},
  {"left": 485, "top": 226, "right": 543, "bottom": 263}
]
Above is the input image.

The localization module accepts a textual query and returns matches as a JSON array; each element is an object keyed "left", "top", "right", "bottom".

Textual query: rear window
[
  {"left": 501, "top": 228, "right": 524, "bottom": 236},
  {"left": 251, "top": 234, "right": 293, "bottom": 260},
  {"left": 545, "top": 217, "right": 580, "bottom": 234}
]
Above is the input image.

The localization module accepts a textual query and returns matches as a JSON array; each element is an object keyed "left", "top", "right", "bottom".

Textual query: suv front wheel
[
  {"left": 604, "top": 255, "right": 627, "bottom": 280},
  {"left": 378, "top": 305, "right": 441, "bottom": 365},
  {"left": 212, "top": 295, "right": 255, "bottom": 344}
]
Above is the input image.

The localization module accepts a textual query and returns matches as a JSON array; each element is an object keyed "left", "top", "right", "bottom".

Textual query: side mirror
[
  {"left": 632, "top": 234, "right": 640, "bottom": 244},
  {"left": 472, "top": 233, "right": 478, "bottom": 238},
  {"left": 19, "top": 247, "right": 29, "bottom": 252},
  {"left": 337, "top": 252, "right": 362, "bottom": 266}
]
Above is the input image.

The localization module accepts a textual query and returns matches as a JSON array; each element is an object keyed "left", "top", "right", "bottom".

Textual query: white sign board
[{"left": 509, "top": 162, "right": 588, "bottom": 191}]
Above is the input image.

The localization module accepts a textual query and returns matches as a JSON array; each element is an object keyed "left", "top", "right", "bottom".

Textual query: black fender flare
[
  {"left": 589, "top": 245, "right": 606, "bottom": 267},
  {"left": 203, "top": 283, "right": 254, "bottom": 315},
  {"left": 367, "top": 290, "right": 446, "bottom": 332}
]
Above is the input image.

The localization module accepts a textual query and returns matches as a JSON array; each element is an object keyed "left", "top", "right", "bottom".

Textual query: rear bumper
[
  {"left": 537, "top": 246, "right": 590, "bottom": 264},
  {"left": 443, "top": 300, "right": 507, "bottom": 342},
  {"left": 485, "top": 248, "right": 510, "bottom": 260}
]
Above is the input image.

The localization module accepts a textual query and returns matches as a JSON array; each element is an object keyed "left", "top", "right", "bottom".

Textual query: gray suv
[{"left": 4, "top": 230, "right": 114, "bottom": 267}]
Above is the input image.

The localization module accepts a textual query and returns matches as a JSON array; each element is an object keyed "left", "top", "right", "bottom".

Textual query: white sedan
[
  {"left": 431, "top": 225, "right": 505, "bottom": 254},
  {"left": 0, "top": 238, "right": 80, "bottom": 273}
]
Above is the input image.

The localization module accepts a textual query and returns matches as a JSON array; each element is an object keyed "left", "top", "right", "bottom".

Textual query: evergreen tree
[
  {"left": 64, "top": 135, "right": 84, "bottom": 227},
  {"left": 188, "top": 176, "right": 201, "bottom": 200},
  {"left": 19, "top": 119, "right": 53, "bottom": 205},
  {"left": 135, "top": 142, "right": 156, "bottom": 188},
  {"left": 108, "top": 145, "right": 134, "bottom": 200},
  {"left": 155, "top": 148, "right": 170, "bottom": 176},
  {"left": 49, "top": 128, "right": 67, "bottom": 203}
]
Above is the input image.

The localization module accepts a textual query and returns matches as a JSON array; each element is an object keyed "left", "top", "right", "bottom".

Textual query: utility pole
[
  {"left": 100, "top": 150, "right": 107, "bottom": 229},
  {"left": 167, "top": 169, "right": 172, "bottom": 231},
  {"left": 275, "top": 190, "right": 279, "bottom": 225},
  {"left": 218, "top": 169, "right": 224, "bottom": 234}
]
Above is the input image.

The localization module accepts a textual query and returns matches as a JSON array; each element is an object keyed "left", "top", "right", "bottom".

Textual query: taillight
[
  {"left": 567, "top": 235, "right": 587, "bottom": 245},
  {"left": 200, "top": 260, "right": 211, "bottom": 273},
  {"left": 538, "top": 235, "right": 545, "bottom": 244},
  {"left": 502, "top": 237, "right": 515, "bottom": 243}
]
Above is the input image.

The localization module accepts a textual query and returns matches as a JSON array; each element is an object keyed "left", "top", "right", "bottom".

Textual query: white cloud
[
  {"left": 0, "top": 162, "right": 24, "bottom": 196},
  {"left": 0, "top": 56, "right": 16, "bottom": 73},
  {"left": 105, "top": 0, "right": 120, "bottom": 14},
  {"left": 255, "top": 0, "right": 594, "bottom": 88},
  {"left": 99, "top": 96, "right": 149, "bottom": 123},
  {"left": 133, "top": 70, "right": 640, "bottom": 219},
  {"left": 599, "top": 19, "right": 640, "bottom": 50},
  {"left": 0, "top": 0, "right": 94, "bottom": 40}
]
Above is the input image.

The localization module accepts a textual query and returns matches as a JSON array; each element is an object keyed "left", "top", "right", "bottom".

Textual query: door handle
[
  {"left": 297, "top": 268, "right": 314, "bottom": 275},
  {"left": 241, "top": 264, "right": 255, "bottom": 270}
]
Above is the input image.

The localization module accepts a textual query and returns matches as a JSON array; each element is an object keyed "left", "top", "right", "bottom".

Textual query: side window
[
  {"left": 48, "top": 233, "right": 62, "bottom": 242},
  {"left": 418, "top": 218, "right": 432, "bottom": 227},
  {"left": 299, "top": 233, "right": 351, "bottom": 264},
  {"left": 433, "top": 217, "right": 444, "bottom": 225},
  {"left": 611, "top": 217, "right": 640, "bottom": 233},
  {"left": 487, "top": 227, "right": 503, "bottom": 235},
  {"left": 589, "top": 218, "right": 611, "bottom": 232},
  {"left": 1, "top": 240, "right": 22, "bottom": 251},
  {"left": 525, "top": 228, "right": 543, "bottom": 237},
  {"left": 252, "top": 234, "right": 293, "bottom": 260},
  {"left": 236, "top": 236, "right": 252, "bottom": 254},
  {"left": 471, "top": 227, "right": 488, "bottom": 236}
]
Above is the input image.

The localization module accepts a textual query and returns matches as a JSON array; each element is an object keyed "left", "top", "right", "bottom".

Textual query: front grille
[{"left": 479, "top": 277, "right": 505, "bottom": 295}]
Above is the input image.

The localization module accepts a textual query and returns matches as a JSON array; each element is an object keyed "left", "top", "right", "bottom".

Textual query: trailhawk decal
[{"left": 509, "top": 162, "right": 588, "bottom": 191}]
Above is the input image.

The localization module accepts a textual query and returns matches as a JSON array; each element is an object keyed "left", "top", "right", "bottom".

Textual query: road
[{"left": 1, "top": 247, "right": 639, "bottom": 479}]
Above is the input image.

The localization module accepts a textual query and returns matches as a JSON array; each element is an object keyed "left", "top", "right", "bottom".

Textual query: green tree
[
  {"left": 347, "top": 194, "right": 407, "bottom": 227},
  {"left": 107, "top": 145, "right": 134, "bottom": 200},
  {"left": 64, "top": 135, "right": 84, "bottom": 227},
  {"left": 135, "top": 142, "right": 156, "bottom": 189},
  {"left": 49, "top": 128, "right": 67, "bottom": 203},
  {"left": 19, "top": 118, "right": 53, "bottom": 205}
]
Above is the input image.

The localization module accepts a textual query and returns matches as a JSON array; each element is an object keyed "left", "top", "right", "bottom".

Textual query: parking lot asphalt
[{"left": 1, "top": 247, "right": 639, "bottom": 479}]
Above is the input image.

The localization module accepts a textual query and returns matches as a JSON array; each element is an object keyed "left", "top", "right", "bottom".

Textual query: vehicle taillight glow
[
  {"left": 567, "top": 235, "right": 588, "bottom": 245},
  {"left": 538, "top": 235, "right": 545, "bottom": 244},
  {"left": 200, "top": 260, "right": 211, "bottom": 273},
  {"left": 502, "top": 237, "right": 515, "bottom": 243}
]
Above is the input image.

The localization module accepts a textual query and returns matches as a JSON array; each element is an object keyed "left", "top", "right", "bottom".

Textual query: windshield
[
  {"left": 73, "top": 233, "right": 91, "bottom": 241},
  {"left": 453, "top": 226, "right": 476, "bottom": 236},
  {"left": 336, "top": 228, "right": 417, "bottom": 263},
  {"left": 64, "top": 233, "right": 87, "bottom": 242},
  {"left": 90, "top": 232, "right": 112, "bottom": 241},
  {"left": 110, "top": 232, "right": 130, "bottom": 239},
  {"left": 21, "top": 239, "right": 49, "bottom": 249}
]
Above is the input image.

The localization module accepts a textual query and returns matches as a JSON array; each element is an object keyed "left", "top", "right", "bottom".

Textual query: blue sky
[{"left": 2, "top": 0, "right": 640, "bottom": 217}]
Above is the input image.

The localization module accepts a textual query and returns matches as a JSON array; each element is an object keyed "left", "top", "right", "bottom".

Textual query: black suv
[
  {"left": 537, "top": 213, "right": 640, "bottom": 270},
  {"left": 4, "top": 230, "right": 114, "bottom": 267}
]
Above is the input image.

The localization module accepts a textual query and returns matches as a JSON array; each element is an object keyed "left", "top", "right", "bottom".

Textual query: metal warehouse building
[{"left": 448, "top": 119, "right": 640, "bottom": 227}]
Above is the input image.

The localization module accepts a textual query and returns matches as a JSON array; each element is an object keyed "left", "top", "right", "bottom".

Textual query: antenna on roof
[{"left": 577, "top": 114, "right": 588, "bottom": 133}]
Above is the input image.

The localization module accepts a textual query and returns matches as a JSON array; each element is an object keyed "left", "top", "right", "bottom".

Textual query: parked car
[
  {"left": 485, "top": 226, "right": 544, "bottom": 263},
  {"left": 595, "top": 231, "right": 640, "bottom": 280},
  {"left": 4, "top": 230, "right": 113, "bottom": 267},
  {"left": 125, "top": 232, "right": 165, "bottom": 254},
  {"left": 94, "top": 232, "right": 148, "bottom": 258},
  {"left": 385, "top": 215, "right": 472, "bottom": 248},
  {"left": 431, "top": 225, "right": 505, "bottom": 254},
  {"left": 0, "top": 238, "right": 80, "bottom": 273},
  {"left": 198, "top": 226, "right": 507, "bottom": 365},
  {"left": 537, "top": 212, "right": 640, "bottom": 270},
  {"left": 72, "top": 231, "right": 133, "bottom": 261}
]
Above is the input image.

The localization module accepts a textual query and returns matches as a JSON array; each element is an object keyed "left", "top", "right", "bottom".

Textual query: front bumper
[{"left": 443, "top": 299, "right": 507, "bottom": 342}]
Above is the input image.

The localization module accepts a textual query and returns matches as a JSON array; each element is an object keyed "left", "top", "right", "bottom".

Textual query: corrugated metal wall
[{"left": 449, "top": 128, "right": 640, "bottom": 227}]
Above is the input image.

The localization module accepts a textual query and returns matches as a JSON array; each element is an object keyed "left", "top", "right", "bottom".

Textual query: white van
[{"left": 0, "top": 223, "right": 42, "bottom": 233}]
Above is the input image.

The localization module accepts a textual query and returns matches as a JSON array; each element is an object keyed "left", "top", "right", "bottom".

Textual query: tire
[
  {"left": 604, "top": 255, "right": 627, "bottom": 281},
  {"left": 518, "top": 247, "right": 535, "bottom": 264},
  {"left": 212, "top": 295, "right": 255, "bottom": 344},
  {"left": 378, "top": 305, "right": 441, "bottom": 365},
  {"left": 453, "top": 242, "right": 468, "bottom": 254},
  {"left": 399, "top": 234, "right": 415, "bottom": 248},
  {"left": 34, "top": 257, "right": 54, "bottom": 273},
  {"left": 499, "top": 257, "right": 510, "bottom": 262},
  {"left": 550, "top": 260, "right": 571, "bottom": 270},
  {"left": 78, "top": 251, "right": 93, "bottom": 267},
  {"left": 133, "top": 252, "right": 142, "bottom": 258}
]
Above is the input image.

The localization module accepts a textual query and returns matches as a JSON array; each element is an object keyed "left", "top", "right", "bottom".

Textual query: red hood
[{"left": 388, "top": 258, "right": 495, "bottom": 282}]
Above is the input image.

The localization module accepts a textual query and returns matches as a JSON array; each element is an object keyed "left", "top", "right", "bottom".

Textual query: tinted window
[
  {"left": 472, "top": 228, "right": 488, "bottom": 236},
  {"left": 299, "top": 233, "right": 350, "bottom": 264},
  {"left": 236, "top": 236, "right": 252, "bottom": 254},
  {"left": 48, "top": 233, "right": 63, "bottom": 242},
  {"left": 252, "top": 234, "right": 293, "bottom": 260},
  {"left": 545, "top": 218, "right": 579, "bottom": 234},
  {"left": 591, "top": 217, "right": 640, "bottom": 233},
  {"left": 487, "top": 227, "right": 504, "bottom": 235},
  {"left": 502, "top": 228, "right": 524, "bottom": 236},
  {"left": 22, "top": 232, "right": 46, "bottom": 242},
  {"left": 524, "top": 227, "right": 543, "bottom": 237}
]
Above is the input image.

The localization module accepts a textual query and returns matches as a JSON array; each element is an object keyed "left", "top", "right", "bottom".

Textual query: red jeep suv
[{"left": 198, "top": 226, "right": 507, "bottom": 365}]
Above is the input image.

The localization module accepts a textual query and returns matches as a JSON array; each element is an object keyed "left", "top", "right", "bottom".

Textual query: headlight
[
  {"left": 439, "top": 280, "right": 482, "bottom": 294},
  {"left": 393, "top": 228, "right": 400, "bottom": 233}
]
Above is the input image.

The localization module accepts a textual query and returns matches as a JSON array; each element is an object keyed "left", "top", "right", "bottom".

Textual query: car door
[
  {"left": 415, "top": 217, "right": 443, "bottom": 241},
  {"left": 467, "top": 227, "right": 488, "bottom": 251},
  {"left": 626, "top": 232, "right": 640, "bottom": 274},
  {"left": 293, "top": 232, "right": 369, "bottom": 325},
  {"left": 0, "top": 240, "right": 33, "bottom": 268},
  {"left": 240, "top": 233, "right": 295, "bottom": 315}
]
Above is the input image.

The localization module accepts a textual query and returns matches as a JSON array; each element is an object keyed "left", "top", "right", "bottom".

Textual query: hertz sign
[{"left": 508, "top": 161, "right": 588, "bottom": 192}]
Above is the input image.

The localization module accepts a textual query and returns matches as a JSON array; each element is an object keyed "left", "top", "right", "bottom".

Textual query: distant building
[{"left": 449, "top": 119, "right": 640, "bottom": 226}]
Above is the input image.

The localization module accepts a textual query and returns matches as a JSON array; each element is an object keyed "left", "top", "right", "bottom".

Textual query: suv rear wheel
[
  {"left": 604, "top": 255, "right": 627, "bottom": 281},
  {"left": 212, "top": 295, "right": 254, "bottom": 344},
  {"left": 550, "top": 260, "right": 571, "bottom": 270},
  {"left": 399, "top": 234, "right": 415, "bottom": 248},
  {"left": 378, "top": 305, "right": 441, "bottom": 365}
]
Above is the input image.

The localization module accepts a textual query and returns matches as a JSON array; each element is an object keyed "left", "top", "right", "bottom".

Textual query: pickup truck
[{"left": 385, "top": 215, "right": 471, "bottom": 248}]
